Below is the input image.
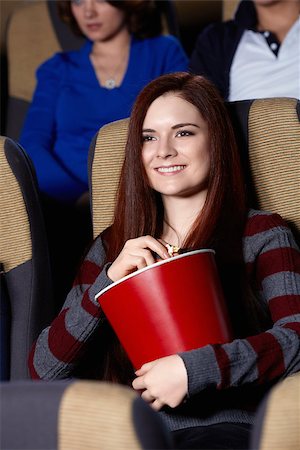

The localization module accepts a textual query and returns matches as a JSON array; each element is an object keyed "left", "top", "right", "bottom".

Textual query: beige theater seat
[
  {"left": 222, "top": 0, "right": 240, "bottom": 20},
  {"left": 251, "top": 373, "right": 300, "bottom": 450}
]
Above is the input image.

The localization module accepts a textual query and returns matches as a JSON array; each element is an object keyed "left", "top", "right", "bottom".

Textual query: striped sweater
[{"left": 29, "top": 210, "right": 300, "bottom": 430}]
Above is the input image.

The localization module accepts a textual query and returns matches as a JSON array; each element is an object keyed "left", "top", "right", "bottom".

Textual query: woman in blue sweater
[{"left": 20, "top": 0, "right": 188, "bottom": 204}]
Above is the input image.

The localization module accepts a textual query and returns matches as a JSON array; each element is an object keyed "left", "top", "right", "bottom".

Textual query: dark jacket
[{"left": 189, "top": 0, "right": 257, "bottom": 99}]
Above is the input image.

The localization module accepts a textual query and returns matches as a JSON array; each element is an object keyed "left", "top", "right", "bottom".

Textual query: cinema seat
[
  {"left": 227, "top": 97, "right": 300, "bottom": 243},
  {"left": 0, "top": 135, "right": 54, "bottom": 379},
  {"left": 0, "top": 380, "right": 173, "bottom": 449},
  {"left": 250, "top": 373, "right": 300, "bottom": 450}
]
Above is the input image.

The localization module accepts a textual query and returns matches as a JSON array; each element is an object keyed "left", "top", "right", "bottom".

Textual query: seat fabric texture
[
  {"left": 0, "top": 136, "right": 54, "bottom": 380},
  {"left": 227, "top": 97, "right": 300, "bottom": 242},
  {"left": 250, "top": 373, "right": 300, "bottom": 450}
]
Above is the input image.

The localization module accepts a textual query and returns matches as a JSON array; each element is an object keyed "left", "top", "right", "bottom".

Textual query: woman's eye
[
  {"left": 71, "top": 0, "right": 84, "bottom": 6},
  {"left": 142, "top": 135, "right": 156, "bottom": 142},
  {"left": 176, "top": 130, "right": 193, "bottom": 137}
]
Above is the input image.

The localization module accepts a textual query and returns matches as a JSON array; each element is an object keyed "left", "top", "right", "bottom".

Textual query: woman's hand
[
  {"left": 132, "top": 355, "right": 188, "bottom": 411},
  {"left": 107, "top": 235, "right": 169, "bottom": 282}
]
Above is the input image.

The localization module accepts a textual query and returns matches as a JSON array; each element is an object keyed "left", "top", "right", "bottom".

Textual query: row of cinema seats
[
  {"left": 1, "top": 374, "right": 299, "bottom": 449},
  {"left": 1, "top": 96, "right": 299, "bottom": 448},
  {"left": 2, "top": 373, "right": 299, "bottom": 450}
]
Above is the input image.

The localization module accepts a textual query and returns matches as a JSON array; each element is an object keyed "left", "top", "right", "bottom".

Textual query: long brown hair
[
  {"left": 99, "top": 73, "right": 263, "bottom": 384},
  {"left": 107, "top": 72, "right": 247, "bottom": 263},
  {"left": 57, "top": 0, "right": 162, "bottom": 39}
]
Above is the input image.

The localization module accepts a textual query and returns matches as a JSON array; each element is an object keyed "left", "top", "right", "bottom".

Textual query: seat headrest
[
  {"left": 90, "top": 118, "right": 129, "bottom": 239},
  {"left": 0, "top": 136, "right": 32, "bottom": 272}
]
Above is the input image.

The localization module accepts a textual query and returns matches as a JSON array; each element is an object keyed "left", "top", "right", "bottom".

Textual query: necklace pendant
[{"left": 105, "top": 78, "right": 116, "bottom": 89}]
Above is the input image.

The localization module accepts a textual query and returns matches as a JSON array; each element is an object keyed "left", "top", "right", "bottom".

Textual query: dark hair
[
  {"left": 57, "top": 0, "right": 162, "bottom": 39},
  {"left": 98, "top": 73, "right": 267, "bottom": 384},
  {"left": 107, "top": 72, "right": 247, "bottom": 263}
]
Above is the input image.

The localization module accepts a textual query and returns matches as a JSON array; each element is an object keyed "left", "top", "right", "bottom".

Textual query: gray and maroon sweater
[{"left": 29, "top": 210, "right": 300, "bottom": 431}]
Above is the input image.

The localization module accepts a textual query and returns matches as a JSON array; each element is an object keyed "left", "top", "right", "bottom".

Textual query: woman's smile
[{"left": 155, "top": 165, "right": 186, "bottom": 174}]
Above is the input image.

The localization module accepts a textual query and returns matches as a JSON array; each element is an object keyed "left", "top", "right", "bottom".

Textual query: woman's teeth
[{"left": 157, "top": 165, "right": 185, "bottom": 173}]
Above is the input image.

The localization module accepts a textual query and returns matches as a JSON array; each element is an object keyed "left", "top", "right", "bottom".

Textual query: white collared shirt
[{"left": 229, "top": 17, "right": 300, "bottom": 101}]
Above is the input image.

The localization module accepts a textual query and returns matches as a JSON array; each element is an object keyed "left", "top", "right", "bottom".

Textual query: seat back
[
  {"left": 0, "top": 136, "right": 54, "bottom": 379},
  {"left": 5, "top": 0, "right": 84, "bottom": 140},
  {"left": 250, "top": 373, "right": 300, "bottom": 450},
  {"left": 227, "top": 97, "right": 300, "bottom": 242},
  {"left": 89, "top": 97, "right": 300, "bottom": 243},
  {"left": 222, "top": 0, "right": 240, "bottom": 20},
  {"left": 0, "top": 380, "right": 172, "bottom": 449},
  {"left": 89, "top": 119, "right": 129, "bottom": 239}
]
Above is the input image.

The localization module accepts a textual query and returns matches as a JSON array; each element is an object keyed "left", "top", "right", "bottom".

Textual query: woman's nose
[
  {"left": 157, "top": 137, "right": 177, "bottom": 158},
  {"left": 84, "top": 0, "right": 96, "bottom": 18}
]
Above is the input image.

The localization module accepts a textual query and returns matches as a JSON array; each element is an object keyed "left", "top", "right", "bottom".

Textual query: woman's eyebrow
[
  {"left": 142, "top": 123, "right": 200, "bottom": 133},
  {"left": 172, "top": 123, "right": 200, "bottom": 129}
]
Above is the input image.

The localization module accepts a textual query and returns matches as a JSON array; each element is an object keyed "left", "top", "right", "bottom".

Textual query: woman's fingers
[
  {"left": 135, "top": 361, "right": 154, "bottom": 376},
  {"left": 124, "top": 236, "right": 169, "bottom": 261},
  {"left": 131, "top": 248, "right": 155, "bottom": 268},
  {"left": 141, "top": 389, "right": 155, "bottom": 403},
  {"left": 140, "top": 391, "right": 164, "bottom": 411},
  {"left": 140, "top": 236, "right": 170, "bottom": 260},
  {"left": 133, "top": 355, "right": 188, "bottom": 410},
  {"left": 107, "top": 236, "right": 170, "bottom": 281},
  {"left": 150, "top": 398, "right": 164, "bottom": 411},
  {"left": 132, "top": 374, "right": 145, "bottom": 390}
]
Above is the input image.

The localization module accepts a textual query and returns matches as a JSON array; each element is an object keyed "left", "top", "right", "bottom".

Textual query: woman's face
[
  {"left": 70, "top": 0, "right": 127, "bottom": 42},
  {"left": 142, "top": 93, "right": 211, "bottom": 201}
]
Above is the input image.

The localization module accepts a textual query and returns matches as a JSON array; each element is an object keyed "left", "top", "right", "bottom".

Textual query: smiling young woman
[
  {"left": 108, "top": 72, "right": 246, "bottom": 261},
  {"left": 29, "top": 73, "right": 300, "bottom": 450}
]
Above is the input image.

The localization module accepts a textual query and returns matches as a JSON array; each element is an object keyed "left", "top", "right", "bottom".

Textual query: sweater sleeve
[
  {"left": 28, "top": 235, "right": 113, "bottom": 380},
  {"left": 180, "top": 212, "right": 300, "bottom": 397},
  {"left": 19, "top": 54, "right": 80, "bottom": 200},
  {"left": 160, "top": 35, "right": 189, "bottom": 73}
]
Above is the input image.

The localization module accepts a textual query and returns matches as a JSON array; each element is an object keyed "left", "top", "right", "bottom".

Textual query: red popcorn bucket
[{"left": 95, "top": 249, "right": 232, "bottom": 369}]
